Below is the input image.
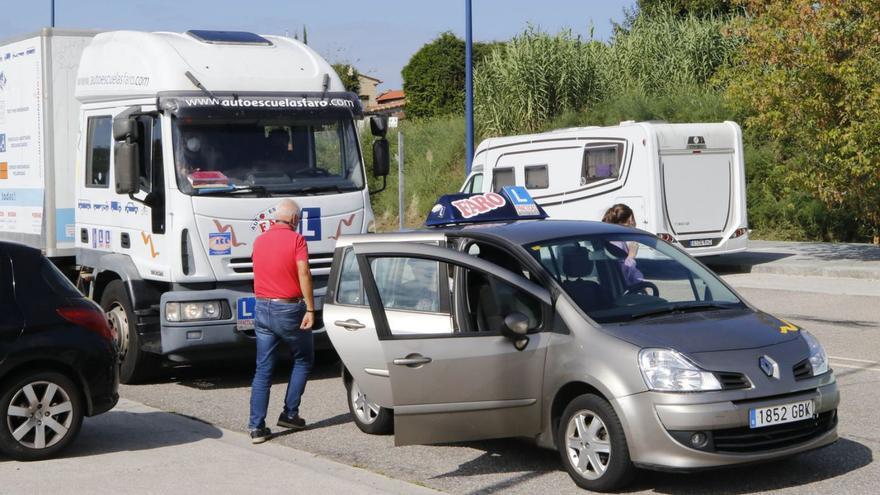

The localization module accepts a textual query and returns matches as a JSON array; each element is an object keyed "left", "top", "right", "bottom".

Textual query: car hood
[{"left": 604, "top": 309, "right": 802, "bottom": 354}]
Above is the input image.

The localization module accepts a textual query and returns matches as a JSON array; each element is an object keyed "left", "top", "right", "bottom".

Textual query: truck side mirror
[
  {"left": 370, "top": 115, "right": 388, "bottom": 138},
  {"left": 372, "top": 138, "right": 390, "bottom": 178},
  {"left": 114, "top": 141, "right": 140, "bottom": 195},
  {"left": 113, "top": 117, "right": 139, "bottom": 142}
]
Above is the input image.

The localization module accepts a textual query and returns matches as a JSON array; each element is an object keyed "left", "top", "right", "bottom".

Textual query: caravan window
[
  {"left": 525, "top": 165, "right": 549, "bottom": 189},
  {"left": 581, "top": 143, "right": 625, "bottom": 185},
  {"left": 492, "top": 168, "right": 515, "bottom": 191}
]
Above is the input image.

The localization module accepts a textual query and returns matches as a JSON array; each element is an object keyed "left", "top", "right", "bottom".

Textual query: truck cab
[{"left": 71, "top": 30, "right": 389, "bottom": 382}]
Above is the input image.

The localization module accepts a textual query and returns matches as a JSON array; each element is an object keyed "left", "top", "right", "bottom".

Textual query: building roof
[
  {"left": 358, "top": 73, "right": 382, "bottom": 83},
  {"left": 376, "top": 89, "right": 405, "bottom": 103}
]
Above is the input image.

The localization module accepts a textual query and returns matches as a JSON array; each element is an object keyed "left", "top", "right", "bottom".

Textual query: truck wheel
[
  {"left": 0, "top": 370, "right": 84, "bottom": 461},
  {"left": 557, "top": 394, "right": 637, "bottom": 492},
  {"left": 101, "top": 280, "right": 158, "bottom": 384},
  {"left": 345, "top": 377, "right": 393, "bottom": 435}
]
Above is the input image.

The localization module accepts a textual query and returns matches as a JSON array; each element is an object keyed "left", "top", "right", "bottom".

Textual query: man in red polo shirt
[{"left": 247, "top": 199, "right": 315, "bottom": 444}]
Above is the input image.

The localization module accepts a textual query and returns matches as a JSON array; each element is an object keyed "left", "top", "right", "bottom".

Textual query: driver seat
[{"left": 560, "top": 246, "right": 609, "bottom": 312}]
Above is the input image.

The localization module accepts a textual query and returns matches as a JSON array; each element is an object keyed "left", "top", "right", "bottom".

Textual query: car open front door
[{"left": 352, "top": 241, "right": 553, "bottom": 446}]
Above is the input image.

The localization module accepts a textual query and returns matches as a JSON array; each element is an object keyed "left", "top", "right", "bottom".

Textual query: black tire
[
  {"left": 0, "top": 370, "right": 84, "bottom": 461},
  {"left": 100, "top": 280, "right": 159, "bottom": 384},
  {"left": 344, "top": 376, "right": 393, "bottom": 435},
  {"left": 557, "top": 394, "right": 637, "bottom": 492}
]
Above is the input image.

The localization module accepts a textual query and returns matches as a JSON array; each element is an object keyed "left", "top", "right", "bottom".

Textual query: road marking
[
  {"left": 830, "top": 356, "right": 879, "bottom": 364},
  {"left": 830, "top": 356, "right": 880, "bottom": 373}
]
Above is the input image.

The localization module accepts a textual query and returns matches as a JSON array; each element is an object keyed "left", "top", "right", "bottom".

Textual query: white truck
[
  {"left": 461, "top": 122, "right": 749, "bottom": 256},
  {"left": 0, "top": 28, "right": 389, "bottom": 382}
]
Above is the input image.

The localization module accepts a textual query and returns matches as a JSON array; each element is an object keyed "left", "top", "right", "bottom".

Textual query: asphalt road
[{"left": 119, "top": 272, "right": 879, "bottom": 494}]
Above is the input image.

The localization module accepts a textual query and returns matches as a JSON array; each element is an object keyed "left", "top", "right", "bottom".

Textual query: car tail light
[
  {"left": 731, "top": 227, "right": 748, "bottom": 239},
  {"left": 57, "top": 305, "right": 115, "bottom": 342},
  {"left": 657, "top": 233, "right": 676, "bottom": 243}
]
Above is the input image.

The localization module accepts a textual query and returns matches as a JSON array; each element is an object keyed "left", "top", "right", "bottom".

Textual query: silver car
[{"left": 324, "top": 220, "right": 839, "bottom": 492}]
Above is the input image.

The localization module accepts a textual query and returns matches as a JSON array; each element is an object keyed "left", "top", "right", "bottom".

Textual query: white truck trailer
[
  {"left": 461, "top": 122, "right": 749, "bottom": 256},
  {"left": 0, "top": 28, "right": 389, "bottom": 382}
]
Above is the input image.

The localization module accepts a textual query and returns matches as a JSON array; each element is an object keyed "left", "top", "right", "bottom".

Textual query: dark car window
[
  {"left": 460, "top": 268, "right": 542, "bottom": 333},
  {"left": 527, "top": 233, "right": 743, "bottom": 324}
]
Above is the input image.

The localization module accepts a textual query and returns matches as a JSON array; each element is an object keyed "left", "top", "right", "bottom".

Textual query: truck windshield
[
  {"left": 171, "top": 115, "right": 364, "bottom": 196},
  {"left": 526, "top": 234, "right": 744, "bottom": 324}
]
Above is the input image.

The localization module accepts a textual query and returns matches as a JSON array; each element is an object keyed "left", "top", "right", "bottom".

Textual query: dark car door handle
[
  {"left": 334, "top": 319, "right": 365, "bottom": 330},
  {"left": 393, "top": 355, "right": 432, "bottom": 367}
]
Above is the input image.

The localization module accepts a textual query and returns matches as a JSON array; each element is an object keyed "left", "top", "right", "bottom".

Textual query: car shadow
[
  {"left": 0, "top": 408, "right": 223, "bottom": 463},
  {"left": 431, "top": 437, "right": 871, "bottom": 494}
]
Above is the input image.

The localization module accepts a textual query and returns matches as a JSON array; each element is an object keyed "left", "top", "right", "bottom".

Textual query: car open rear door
[{"left": 352, "top": 241, "right": 553, "bottom": 446}]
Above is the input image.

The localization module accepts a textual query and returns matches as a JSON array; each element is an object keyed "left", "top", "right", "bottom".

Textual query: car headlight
[
  {"left": 639, "top": 348, "right": 722, "bottom": 392},
  {"left": 166, "top": 301, "right": 223, "bottom": 322},
  {"left": 802, "top": 331, "right": 829, "bottom": 376}
]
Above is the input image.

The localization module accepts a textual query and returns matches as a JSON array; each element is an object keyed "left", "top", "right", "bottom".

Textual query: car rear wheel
[
  {"left": 0, "top": 371, "right": 84, "bottom": 461},
  {"left": 101, "top": 280, "right": 159, "bottom": 384},
  {"left": 557, "top": 394, "right": 636, "bottom": 492},
  {"left": 345, "top": 377, "right": 393, "bottom": 434}
]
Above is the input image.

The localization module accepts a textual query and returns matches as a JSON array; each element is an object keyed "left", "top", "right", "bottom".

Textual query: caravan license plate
[
  {"left": 689, "top": 238, "right": 714, "bottom": 247},
  {"left": 236, "top": 297, "right": 256, "bottom": 330},
  {"left": 749, "top": 400, "right": 814, "bottom": 429}
]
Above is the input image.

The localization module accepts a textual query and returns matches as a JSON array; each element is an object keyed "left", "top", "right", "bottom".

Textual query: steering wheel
[
  {"left": 623, "top": 281, "right": 660, "bottom": 297},
  {"left": 292, "top": 168, "right": 331, "bottom": 177}
]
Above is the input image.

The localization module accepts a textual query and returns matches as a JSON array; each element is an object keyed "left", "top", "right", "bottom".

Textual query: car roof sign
[{"left": 425, "top": 186, "right": 548, "bottom": 227}]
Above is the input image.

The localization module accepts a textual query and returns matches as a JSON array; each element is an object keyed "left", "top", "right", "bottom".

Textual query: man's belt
[{"left": 256, "top": 297, "right": 304, "bottom": 304}]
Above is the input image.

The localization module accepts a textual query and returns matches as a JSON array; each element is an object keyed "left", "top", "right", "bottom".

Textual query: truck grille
[
  {"left": 228, "top": 253, "right": 334, "bottom": 275},
  {"left": 793, "top": 359, "right": 813, "bottom": 381},
  {"left": 715, "top": 372, "right": 751, "bottom": 390}
]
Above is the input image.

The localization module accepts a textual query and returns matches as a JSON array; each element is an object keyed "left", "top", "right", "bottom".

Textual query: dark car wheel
[
  {"left": 0, "top": 371, "right": 84, "bottom": 461},
  {"left": 557, "top": 394, "right": 637, "bottom": 492},
  {"left": 345, "top": 377, "right": 393, "bottom": 435},
  {"left": 101, "top": 280, "right": 158, "bottom": 384}
]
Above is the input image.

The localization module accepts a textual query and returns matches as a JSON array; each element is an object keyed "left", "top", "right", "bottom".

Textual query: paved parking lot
[{"left": 114, "top": 272, "right": 878, "bottom": 494}]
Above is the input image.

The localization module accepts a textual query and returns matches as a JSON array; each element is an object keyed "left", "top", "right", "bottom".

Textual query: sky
[{"left": 3, "top": 0, "right": 635, "bottom": 91}]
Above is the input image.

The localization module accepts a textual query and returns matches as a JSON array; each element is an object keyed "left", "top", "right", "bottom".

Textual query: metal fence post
[{"left": 398, "top": 131, "right": 404, "bottom": 231}]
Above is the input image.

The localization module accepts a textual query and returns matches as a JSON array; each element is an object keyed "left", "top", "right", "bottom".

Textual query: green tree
[
  {"left": 331, "top": 63, "right": 360, "bottom": 93},
  {"left": 402, "top": 32, "right": 498, "bottom": 119},
  {"left": 723, "top": 0, "right": 880, "bottom": 238},
  {"left": 638, "top": 0, "right": 735, "bottom": 17}
]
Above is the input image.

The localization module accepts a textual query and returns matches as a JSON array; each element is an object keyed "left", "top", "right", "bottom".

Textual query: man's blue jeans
[{"left": 248, "top": 299, "right": 314, "bottom": 430}]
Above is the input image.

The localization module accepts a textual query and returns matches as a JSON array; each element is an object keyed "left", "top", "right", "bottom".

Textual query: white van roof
[{"left": 75, "top": 30, "right": 344, "bottom": 103}]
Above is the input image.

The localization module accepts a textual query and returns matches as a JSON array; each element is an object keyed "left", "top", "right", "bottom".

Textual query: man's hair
[{"left": 274, "top": 199, "right": 301, "bottom": 222}]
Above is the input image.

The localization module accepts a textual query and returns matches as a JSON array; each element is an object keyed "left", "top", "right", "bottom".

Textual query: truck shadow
[
  {"left": 432, "top": 437, "right": 871, "bottom": 494},
  {"left": 0, "top": 408, "right": 223, "bottom": 463}
]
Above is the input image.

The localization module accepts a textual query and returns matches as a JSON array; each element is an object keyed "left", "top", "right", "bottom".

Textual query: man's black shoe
[
  {"left": 250, "top": 427, "right": 271, "bottom": 444},
  {"left": 277, "top": 413, "right": 306, "bottom": 430}
]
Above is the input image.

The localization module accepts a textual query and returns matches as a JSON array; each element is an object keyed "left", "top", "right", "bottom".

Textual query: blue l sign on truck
[
  {"left": 237, "top": 297, "right": 256, "bottom": 330},
  {"left": 298, "top": 207, "right": 322, "bottom": 241}
]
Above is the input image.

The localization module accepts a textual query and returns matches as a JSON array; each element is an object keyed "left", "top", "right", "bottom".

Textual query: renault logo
[{"left": 759, "top": 355, "right": 780, "bottom": 379}]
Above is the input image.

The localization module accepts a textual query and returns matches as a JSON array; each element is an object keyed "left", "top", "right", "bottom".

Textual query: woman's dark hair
[{"left": 602, "top": 203, "right": 634, "bottom": 225}]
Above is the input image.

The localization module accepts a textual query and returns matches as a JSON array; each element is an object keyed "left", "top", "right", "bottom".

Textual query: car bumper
[
  {"left": 157, "top": 288, "right": 331, "bottom": 362},
  {"left": 615, "top": 380, "right": 839, "bottom": 470},
  {"left": 678, "top": 231, "right": 748, "bottom": 257}
]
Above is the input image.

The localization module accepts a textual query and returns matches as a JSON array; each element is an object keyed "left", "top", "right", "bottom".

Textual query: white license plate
[
  {"left": 689, "top": 238, "right": 713, "bottom": 247},
  {"left": 749, "top": 400, "right": 814, "bottom": 429}
]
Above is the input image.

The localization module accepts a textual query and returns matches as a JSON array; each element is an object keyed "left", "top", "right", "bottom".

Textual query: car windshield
[
  {"left": 171, "top": 115, "right": 364, "bottom": 196},
  {"left": 525, "top": 234, "right": 744, "bottom": 324}
]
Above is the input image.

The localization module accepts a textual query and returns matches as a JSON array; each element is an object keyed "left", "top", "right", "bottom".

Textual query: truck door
[{"left": 352, "top": 242, "right": 552, "bottom": 446}]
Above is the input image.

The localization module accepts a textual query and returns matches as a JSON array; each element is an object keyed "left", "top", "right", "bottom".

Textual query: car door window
[
  {"left": 336, "top": 248, "right": 368, "bottom": 306},
  {"left": 371, "top": 257, "right": 442, "bottom": 313},
  {"left": 461, "top": 268, "right": 543, "bottom": 334}
]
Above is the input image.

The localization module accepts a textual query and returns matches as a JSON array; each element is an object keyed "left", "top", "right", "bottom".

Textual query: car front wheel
[
  {"left": 345, "top": 377, "right": 393, "bottom": 435},
  {"left": 0, "top": 371, "right": 84, "bottom": 461},
  {"left": 557, "top": 394, "right": 636, "bottom": 492}
]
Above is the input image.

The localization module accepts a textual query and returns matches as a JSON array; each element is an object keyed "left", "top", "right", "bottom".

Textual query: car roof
[
  {"left": 0, "top": 240, "right": 41, "bottom": 257},
  {"left": 338, "top": 220, "right": 643, "bottom": 247}
]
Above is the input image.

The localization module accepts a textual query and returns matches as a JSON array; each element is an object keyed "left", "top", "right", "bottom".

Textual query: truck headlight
[
  {"left": 802, "top": 331, "right": 829, "bottom": 376},
  {"left": 166, "top": 301, "right": 223, "bottom": 322},
  {"left": 639, "top": 348, "right": 722, "bottom": 392}
]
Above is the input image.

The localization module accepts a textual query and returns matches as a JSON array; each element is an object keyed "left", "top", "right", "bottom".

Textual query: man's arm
[{"left": 297, "top": 259, "right": 314, "bottom": 330}]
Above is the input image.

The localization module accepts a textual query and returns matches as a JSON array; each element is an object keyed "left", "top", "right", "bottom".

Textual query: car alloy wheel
[
  {"left": 6, "top": 380, "right": 74, "bottom": 450},
  {"left": 350, "top": 379, "right": 380, "bottom": 425},
  {"left": 565, "top": 409, "right": 611, "bottom": 480}
]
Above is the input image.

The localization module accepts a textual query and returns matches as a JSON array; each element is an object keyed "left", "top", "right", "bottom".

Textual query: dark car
[{"left": 0, "top": 241, "right": 119, "bottom": 461}]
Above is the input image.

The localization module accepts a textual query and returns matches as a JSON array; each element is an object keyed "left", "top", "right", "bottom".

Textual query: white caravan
[
  {"left": 0, "top": 29, "right": 389, "bottom": 382},
  {"left": 461, "top": 121, "right": 748, "bottom": 256}
]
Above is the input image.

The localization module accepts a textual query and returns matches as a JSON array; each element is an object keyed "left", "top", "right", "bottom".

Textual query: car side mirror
[
  {"left": 503, "top": 312, "right": 530, "bottom": 351},
  {"left": 372, "top": 138, "right": 390, "bottom": 177}
]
